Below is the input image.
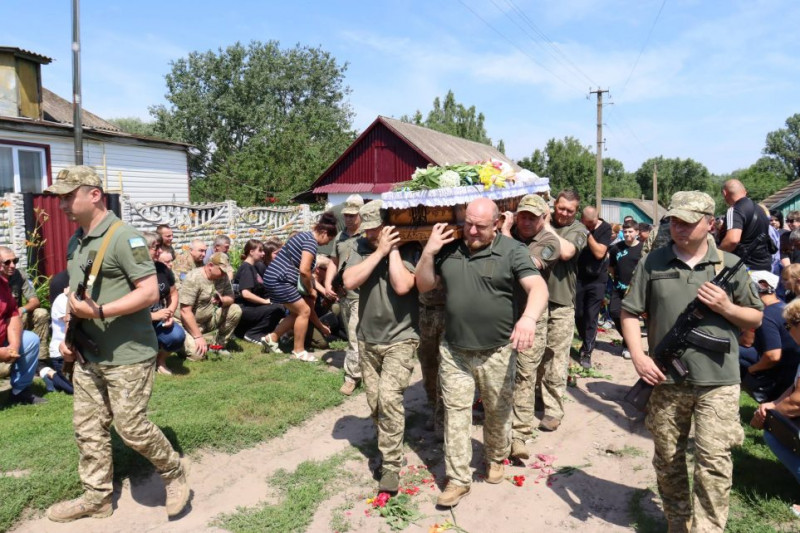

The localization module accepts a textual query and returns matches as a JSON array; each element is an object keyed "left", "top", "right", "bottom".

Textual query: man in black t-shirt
[
  {"left": 575, "top": 206, "right": 614, "bottom": 368},
  {"left": 608, "top": 220, "right": 643, "bottom": 359},
  {"left": 719, "top": 179, "right": 771, "bottom": 270}
]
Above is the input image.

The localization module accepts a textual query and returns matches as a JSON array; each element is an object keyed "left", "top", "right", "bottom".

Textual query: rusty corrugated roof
[
  {"left": 315, "top": 182, "right": 396, "bottom": 194},
  {"left": 380, "top": 116, "right": 520, "bottom": 171},
  {"left": 41, "top": 87, "right": 121, "bottom": 132}
]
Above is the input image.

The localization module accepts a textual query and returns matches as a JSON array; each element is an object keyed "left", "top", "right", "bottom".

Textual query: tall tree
[
  {"left": 401, "top": 90, "right": 492, "bottom": 145},
  {"left": 520, "top": 137, "right": 596, "bottom": 205},
  {"left": 107, "top": 117, "right": 158, "bottom": 137},
  {"left": 602, "top": 158, "right": 639, "bottom": 198},
  {"left": 634, "top": 156, "right": 712, "bottom": 206},
  {"left": 764, "top": 113, "right": 800, "bottom": 181},
  {"left": 150, "top": 41, "right": 355, "bottom": 204}
]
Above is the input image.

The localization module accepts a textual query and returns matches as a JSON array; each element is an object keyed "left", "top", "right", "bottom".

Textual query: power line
[
  {"left": 501, "top": 0, "right": 599, "bottom": 88},
  {"left": 455, "top": 0, "right": 587, "bottom": 95},
  {"left": 619, "top": 0, "right": 667, "bottom": 97}
]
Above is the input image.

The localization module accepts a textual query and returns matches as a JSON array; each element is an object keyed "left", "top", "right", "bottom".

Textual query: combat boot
[
  {"left": 436, "top": 483, "right": 470, "bottom": 507},
  {"left": 486, "top": 461, "right": 505, "bottom": 484},
  {"left": 47, "top": 496, "right": 112, "bottom": 522},
  {"left": 510, "top": 439, "right": 530, "bottom": 460},
  {"left": 164, "top": 460, "right": 190, "bottom": 518}
]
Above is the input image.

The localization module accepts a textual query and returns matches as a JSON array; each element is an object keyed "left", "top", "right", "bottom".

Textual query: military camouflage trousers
[
  {"left": 418, "top": 304, "right": 445, "bottom": 429},
  {"left": 540, "top": 304, "right": 575, "bottom": 421},
  {"left": 73, "top": 358, "right": 183, "bottom": 504},
  {"left": 440, "top": 342, "right": 516, "bottom": 487},
  {"left": 646, "top": 383, "right": 744, "bottom": 533},
  {"left": 183, "top": 304, "right": 242, "bottom": 355},
  {"left": 23, "top": 309, "right": 50, "bottom": 359},
  {"left": 359, "top": 338, "right": 419, "bottom": 472},
  {"left": 341, "top": 298, "right": 361, "bottom": 382},
  {"left": 512, "top": 308, "right": 549, "bottom": 442}
]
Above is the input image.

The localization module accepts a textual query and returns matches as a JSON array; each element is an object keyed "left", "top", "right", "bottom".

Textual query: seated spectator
[
  {"left": 233, "top": 239, "right": 285, "bottom": 346},
  {"left": 44, "top": 270, "right": 70, "bottom": 393},
  {"left": 205, "top": 235, "right": 231, "bottom": 263},
  {"left": 780, "top": 211, "right": 800, "bottom": 267},
  {"left": 143, "top": 231, "right": 186, "bottom": 375},
  {"left": 159, "top": 248, "right": 175, "bottom": 269},
  {"left": 176, "top": 252, "right": 241, "bottom": 361},
  {"left": 156, "top": 224, "right": 176, "bottom": 257},
  {"left": 173, "top": 239, "right": 208, "bottom": 284},
  {"left": 783, "top": 263, "right": 800, "bottom": 303},
  {"left": 750, "top": 298, "right": 800, "bottom": 514},
  {"left": 0, "top": 246, "right": 50, "bottom": 358},
  {"left": 740, "top": 271, "right": 800, "bottom": 402},
  {"left": 0, "top": 265, "right": 44, "bottom": 405},
  {"left": 262, "top": 213, "right": 337, "bottom": 362},
  {"left": 262, "top": 237, "right": 283, "bottom": 267}
]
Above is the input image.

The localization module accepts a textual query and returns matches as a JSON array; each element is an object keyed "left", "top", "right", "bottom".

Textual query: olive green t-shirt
[
  {"left": 547, "top": 220, "right": 587, "bottom": 307},
  {"left": 330, "top": 229, "right": 361, "bottom": 300},
  {"left": 346, "top": 239, "right": 420, "bottom": 344},
  {"left": 621, "top": 238, "right": 763, "bottom": 386},
  {"left": 66, "top": 212, "right": 158, "bottom": 365},
  {"left": 435, "top": 234, "right": 540, "bottom": 351}
]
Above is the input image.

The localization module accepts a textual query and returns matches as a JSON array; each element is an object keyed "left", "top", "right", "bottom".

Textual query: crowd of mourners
[{"left": 2, "top": 167, "right": 800, "bottom": 530}]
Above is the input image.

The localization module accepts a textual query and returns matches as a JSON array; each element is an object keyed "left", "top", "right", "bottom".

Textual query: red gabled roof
[{"left": 314, "top": 182, "right": 397, "bottom": 194}]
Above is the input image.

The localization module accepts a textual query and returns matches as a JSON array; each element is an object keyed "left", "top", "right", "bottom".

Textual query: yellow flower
[{"left": 248, "top": 228, "right": 256, "bottom": 234}]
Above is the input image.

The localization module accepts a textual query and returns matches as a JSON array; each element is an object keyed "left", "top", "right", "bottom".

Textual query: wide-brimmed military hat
[
  {"left": 665, "top": 191, "right": 715, "bottom": 223},
  {"left": 44, "top": 165, "right": 103, "bottom": 195},
  {"left": 359, "top": 200, "right": 384, "bottom": 230},
  {"left": 516, "top": 194, "right": 549, "bottom": 216},
  {"left": 341, "top": 194, "right": 364, "bottom": 215}
]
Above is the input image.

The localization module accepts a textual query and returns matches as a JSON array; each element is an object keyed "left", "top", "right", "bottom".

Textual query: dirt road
[{"left": 14, "top": 333, "right": 661, "bottom": 533}]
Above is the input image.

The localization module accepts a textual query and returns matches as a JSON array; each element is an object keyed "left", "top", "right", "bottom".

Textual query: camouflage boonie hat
[
  {"left": 208, "top": 252, "right": 231, "bottom": 268},
  {"left": 341, "top": 194, "right": 364, "bottom": 215},
  {"left": 516, "top": 194, "right": 549, "bottom": 216},
  {"left": 665, "top": 191, "right": 715, "bottom": 223},
  {"left": 359, "top": 200, "right": 384, "bottom": 231},
  {"left": 45, "top": 165, "right": 103, "bottom": 195}
]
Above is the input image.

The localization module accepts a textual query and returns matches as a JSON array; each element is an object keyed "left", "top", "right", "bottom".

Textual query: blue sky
[{"left": 4, "top": 0, "right": 799, "bottom": 176}]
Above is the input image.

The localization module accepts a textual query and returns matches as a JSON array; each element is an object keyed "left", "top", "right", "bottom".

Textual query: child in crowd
[{"left": 41, "top": 285, "right": 73, "bottom": 394}]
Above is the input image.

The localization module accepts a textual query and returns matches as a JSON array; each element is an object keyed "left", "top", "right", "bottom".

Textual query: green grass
[
  {"left": 727, "top": 393, "right": 798, "bottom": 532},
  {"left": 216, "top": 450, "right": 358, "bottom": 533},
  {"left": 0, "top": 344, "right": 345, "bottom": 531},
  {"left": 628, "top": 488, "right": 667, "bottom": 533}
]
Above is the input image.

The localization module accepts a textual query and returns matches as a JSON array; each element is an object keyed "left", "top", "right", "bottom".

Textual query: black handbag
[{"left": 765, "top": 409, "right": 800, "bottom": 455}]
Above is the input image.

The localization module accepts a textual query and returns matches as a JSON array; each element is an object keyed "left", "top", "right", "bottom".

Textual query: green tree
[
  {"left": 634, "top": 156, "right": 712, "bottom": 206},
  {"left": 602, "top": 158, "right": 640, "bottom": 198},
  {"left": 401, "top": 90, "right": 492, "bottom": 145},
  {"left": 497, "top": 139, "right": 506, "bottom": 155},
  {"left": 150, "top": 41, "right": 355, "bottom": 205},
  {"left": 764, "top": 113, "right": 800, "bottom": 180},
  {"left": 520, "top": 137, "right": 596, "bottom": 205},
  {"left": 730, "top": 156, "right": 789, "bottom": 204},
  {"left": 107, "top": 117, "right": 158, "bottom": 137}
]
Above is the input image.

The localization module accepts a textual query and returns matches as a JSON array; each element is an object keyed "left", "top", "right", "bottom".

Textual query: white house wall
[{"left": 0, "top": 128, "right": 189, "bottom": 203}]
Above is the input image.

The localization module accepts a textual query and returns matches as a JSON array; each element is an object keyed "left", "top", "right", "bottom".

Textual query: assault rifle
[
  {"left": 625, "top": 234, "right": 767, "bottom": 412},
  {"left": 64, "top": 251, "right": 98, "bottom": 365}
]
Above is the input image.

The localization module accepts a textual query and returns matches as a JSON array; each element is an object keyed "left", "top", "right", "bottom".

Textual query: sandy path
[{"left": 13, "top": 333, "right": 660, "bottom": 533}]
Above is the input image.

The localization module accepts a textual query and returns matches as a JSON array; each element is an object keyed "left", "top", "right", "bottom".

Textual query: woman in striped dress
[{"left": 263, "top": 212, "right": 337, "bottom": 361}]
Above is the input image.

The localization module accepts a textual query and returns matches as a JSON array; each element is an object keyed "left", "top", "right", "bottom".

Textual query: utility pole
[
  {"left": 72, "top": 0, "right": 83, "bottom": 165},
  {"left": 652, "top": 162, "right": 659, "bottom": 223},
  {"left": 590, "top": 87, "right": 609, "bottom": 211}
]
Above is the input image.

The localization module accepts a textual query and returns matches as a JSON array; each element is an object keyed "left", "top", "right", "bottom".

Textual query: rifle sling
[{"left": 86, "top": 221, "right": 124, "bottom": 289}]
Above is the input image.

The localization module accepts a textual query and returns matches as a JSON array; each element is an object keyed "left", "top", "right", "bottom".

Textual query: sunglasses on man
[{"left": 2, "top": 258, "right": 20, "bottom": 266}]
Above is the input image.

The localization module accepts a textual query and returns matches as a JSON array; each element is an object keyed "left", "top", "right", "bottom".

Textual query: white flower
[{"left": 438, "top": 170, "right": 461, "bottom": 188}]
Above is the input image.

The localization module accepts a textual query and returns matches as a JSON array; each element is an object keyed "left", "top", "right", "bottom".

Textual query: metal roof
[
  {"left": 0, "top": 46, "right": 53, "bottom": 64},
  {"left": 314, "top": 182, "right": 396, "bottom": 194},
  {"left": 379, "top": 116, "right": 520, "bottom": 170},
  {"left": 42, "top": 87, "right": 121, "bottom": 132},
  {"left": 762, "top": 180, "right": 800, "bottom": 210},
  {"left": 603, "top": 197, "right": 666, "bottom": 222}
]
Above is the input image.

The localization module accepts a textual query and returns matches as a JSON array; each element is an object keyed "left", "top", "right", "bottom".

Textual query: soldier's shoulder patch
[
  {"left": 541, "top": 245, "right": 555, "bottom": 261},
  {"left": 129, "top": 236, "right": 150, "bottom": 263},
  {"left": 574, "top": 233, "right": 587, "bottom": 248}
]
